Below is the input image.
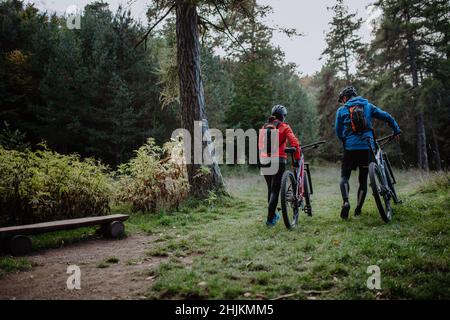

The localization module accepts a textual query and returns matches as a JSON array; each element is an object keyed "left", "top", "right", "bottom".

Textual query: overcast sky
[{"left": 25, "top": 0, "right": 377, "bottom": 75}]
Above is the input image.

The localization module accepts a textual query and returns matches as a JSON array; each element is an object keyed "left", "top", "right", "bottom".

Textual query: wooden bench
[{"left": 0, "top": 214, "right": 129, "bottom": 256}]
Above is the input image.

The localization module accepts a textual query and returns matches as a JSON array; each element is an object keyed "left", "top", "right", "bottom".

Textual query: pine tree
[
  {"left": 322, "top": 0, "right": 363, "bottom": 83},
  {"left": 368, "top": 0, "right": 431, "bottom": 170}
]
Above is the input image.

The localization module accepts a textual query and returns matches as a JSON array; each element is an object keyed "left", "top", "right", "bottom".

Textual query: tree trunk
[
  {"left": 342, "top": 42, "right": 350, "bottom": 83},
  {"left": 175, "top": 0, "right": 224, "bottom": 197},
  {"left": 416, "top": 112, "right": 429, "bottom": 171},
  {"left": 430, "top": 124, "right": 442, "bottom": 171},
  {"left": 405, "top": 8, "right": 429, "bottom": 171}
]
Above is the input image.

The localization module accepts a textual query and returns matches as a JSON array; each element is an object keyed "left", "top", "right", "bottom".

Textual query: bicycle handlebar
[
  {"left": 302, "top": 140, "right": 327, "bottom": 152},
  {"left": 365, "top": 134, "right": 398, "bottom": 150},
  {"left": 377, "top": 135, "right": 395, "bottom": 144}
]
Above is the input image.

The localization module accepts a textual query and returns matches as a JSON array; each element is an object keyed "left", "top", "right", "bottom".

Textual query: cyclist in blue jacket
[{"left": 335, "top": 86, "right": 401, "bottom": 219}]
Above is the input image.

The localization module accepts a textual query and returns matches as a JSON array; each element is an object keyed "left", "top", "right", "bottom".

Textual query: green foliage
[
  {"left": 223, "top": 2, "right": 317, "bottom": 142},
  {"left": 202, "top": 47, "right": 236, "bottom": 131},
  {"left": 115, "top": 138, "right": 189, "bottom": 213},
  {"left": 0, "top": 1, "right": 179, "bottom": 166},
  {"left": 356, "top": 0, "right": 450, "bottom": 169},
  {"left": 0, "top": 145, "right": 111, "bottom": 227},
  {"left": 309, "top": 66, "right": 346, "bottom": 161},
  {"left": 0, "top": 122, "right": 29, "bottom": 151}
]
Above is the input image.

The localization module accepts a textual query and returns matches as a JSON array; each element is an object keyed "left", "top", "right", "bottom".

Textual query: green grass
[
  {"left": 137, "top": 166, "right": 449, "bottom": 299},
  {"left": 1, "top": 165, "right": 448, "bottom": 299},
  {"left": 0, "top": 256, "right": 32, "bottom": 277}
]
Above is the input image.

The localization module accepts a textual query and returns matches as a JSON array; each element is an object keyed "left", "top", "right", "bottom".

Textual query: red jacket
[{"left": 259, "top": 121, "right": 301, "bottom": 161}]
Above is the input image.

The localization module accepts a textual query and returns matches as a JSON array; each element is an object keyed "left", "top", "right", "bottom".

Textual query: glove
[{"left": 293, "top": 160, "right": 300, "bottom": 168}]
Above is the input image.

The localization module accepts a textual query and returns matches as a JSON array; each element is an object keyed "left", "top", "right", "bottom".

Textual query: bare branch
[
  {"left": 212, "top": 0, "right": 248, "bottom": 54},
  {"left": 134, "top": 3, "right": 175, "bottom": 49}
]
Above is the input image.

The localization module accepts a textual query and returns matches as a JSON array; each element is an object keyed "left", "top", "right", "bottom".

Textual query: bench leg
[
  {"left": 101, "top": 221, "right": 125, "bottom": 239},
  {"left": 8, "top": 235, "right": 32, "bottom": 256}
]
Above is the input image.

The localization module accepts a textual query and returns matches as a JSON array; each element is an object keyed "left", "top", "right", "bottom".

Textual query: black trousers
[
  {"left": 263, "top": 162, "right": 286, "bottom": 220},
  {"left": 340, "top": 150, "right": 371, "bottom": 208}
]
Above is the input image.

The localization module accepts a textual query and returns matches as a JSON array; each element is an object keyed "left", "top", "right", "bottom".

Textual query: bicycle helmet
[
  {"left": 338, "top": 86, "right": 358, "bottom": 103},
  {"left": 271, "top": 105, "right": 287, "bottom": 120}
]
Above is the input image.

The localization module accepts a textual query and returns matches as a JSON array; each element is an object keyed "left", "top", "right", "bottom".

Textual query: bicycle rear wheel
[
  {"left": 369, "top": 162, "right": 393, "bottom": 223},
  {"left": 280, "top": 170, "right": 299, "bottom": 229}
]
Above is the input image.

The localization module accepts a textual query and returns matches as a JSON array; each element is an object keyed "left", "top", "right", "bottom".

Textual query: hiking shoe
[
  {"left": 354, "top": 206, "right": 362, "bottom": 216},
  {"left": 340, "top": 202, "right": 350, "bottom": 220},
  {"left": 266, "top": 212, "right": 280, "bottom": 227}
]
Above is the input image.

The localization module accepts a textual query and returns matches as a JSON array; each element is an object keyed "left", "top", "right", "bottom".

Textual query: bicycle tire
[
  {"left": 303, "top": 172, "right": 312, "bottom": 216},
  {"left": 369, "top": 162, "right": 393, "bottom": 223},
  {"left": 281, "top": 170, "right": 298, "bottom": 229},
  {"left": 384, "top": 159, "right": 400, "bottom": 204}
]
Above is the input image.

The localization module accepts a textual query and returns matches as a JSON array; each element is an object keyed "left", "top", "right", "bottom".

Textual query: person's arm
[
  {"left": 285, "top": 125, "right": 301, "bottom": 161},
  {"left": 335, "top": 108, "right": 344, "bottom": 141},
  {"left": 371, "top": 104, "right": 401, "bottom": 135}
]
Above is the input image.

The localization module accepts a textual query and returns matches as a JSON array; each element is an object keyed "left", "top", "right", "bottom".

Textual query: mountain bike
[
  {"left": 280, "top": 141, "right": 326, "bottom": 229},
  {"left": 367, "top": 134, "right": 401, "bottom": 223}
]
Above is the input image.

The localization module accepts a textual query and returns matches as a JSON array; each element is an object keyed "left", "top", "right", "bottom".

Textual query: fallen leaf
[
  {"left": 305, "top": 256, "right": 312, "bottom": 262},
  {"left": 244, "top": 292, "right": 252, "bottom": 298},
  {"left": 332, "top": 239, "right": 341, "bottom": 246},
  {"left": 198, "top": 281, "right": 207, "bottom": 287}
]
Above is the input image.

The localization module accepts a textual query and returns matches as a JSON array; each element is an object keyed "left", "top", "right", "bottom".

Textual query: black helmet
[
  {"left": 338, "top": 86, "right": 358, "bottom": 103},
  {"left": 271, "top": 105, "right": 287, "bottom": 120}
]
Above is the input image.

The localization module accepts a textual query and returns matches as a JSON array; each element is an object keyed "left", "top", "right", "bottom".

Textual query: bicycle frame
[
  {"left": 368, "top": 135, "right": 395, "bottom": 197},
  {"left": 288, "top": 140, "right": 326, "bottom": 200},
  {"left": 292, "top": 153, "right": 306, "bottom": 199}
]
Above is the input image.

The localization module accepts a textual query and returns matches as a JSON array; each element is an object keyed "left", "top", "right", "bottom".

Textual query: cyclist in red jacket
[{"left": 259, "top": 105, "right": 301, "bottom": 226}]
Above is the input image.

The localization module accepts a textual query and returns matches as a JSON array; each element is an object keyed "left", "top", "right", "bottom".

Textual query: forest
[
  {"left": 1, "top": 0, "right": 448, "bottom": 172},
  {"left": 0, "top": 0, "right": 449, "bottom": 301}
]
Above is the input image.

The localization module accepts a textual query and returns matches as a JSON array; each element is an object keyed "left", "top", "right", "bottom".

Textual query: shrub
[
  {"left": 115, "top": 138, "right": 189, "bottom": 212},
  {"left": 0, "top": 145, "right": 111, "bottom": 227}
]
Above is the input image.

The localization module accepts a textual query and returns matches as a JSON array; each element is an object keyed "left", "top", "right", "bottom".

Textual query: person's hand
[{"left": 394, "top": 132, "right": 402, "bottom": 142}]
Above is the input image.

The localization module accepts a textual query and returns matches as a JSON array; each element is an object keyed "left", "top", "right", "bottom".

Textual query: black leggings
[
  {"left": 264, "top": 163, "right": 286, "bottom": 220},
  {"left": 340, "top": 167, "right": 368, "bottom": 208},
  {"left": 340, "top": 150, "right": 371, "bottom": 208}
]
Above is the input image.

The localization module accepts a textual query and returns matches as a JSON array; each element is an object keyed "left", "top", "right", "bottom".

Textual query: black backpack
[{"left": 348, "top": 104, "right": 368, "bottom": 133}]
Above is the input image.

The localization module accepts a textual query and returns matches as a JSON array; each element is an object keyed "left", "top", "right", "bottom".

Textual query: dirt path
[{"left": 0, "top": 234, "right": 164, "bottom": 300}]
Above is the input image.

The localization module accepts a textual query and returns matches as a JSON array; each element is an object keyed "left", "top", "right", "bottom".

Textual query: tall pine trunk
[
  {"left": 406, "top": 8, "right": 429, "bottom": 171},
  {"left": 175, "top": 0, "right": 224, "bottom": 197}
]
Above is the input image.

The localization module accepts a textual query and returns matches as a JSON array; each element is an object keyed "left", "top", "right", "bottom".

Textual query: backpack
[
  {"left": 261, "top": 120, "right": 282, "bottom": 157},
  {"left": 348, "top": 104, "right": 368, "bottom": 133}
]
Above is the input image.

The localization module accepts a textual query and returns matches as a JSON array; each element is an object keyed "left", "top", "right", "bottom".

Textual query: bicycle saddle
[{"left": 285, "top": 147, "right": 297, "bottom": 154}]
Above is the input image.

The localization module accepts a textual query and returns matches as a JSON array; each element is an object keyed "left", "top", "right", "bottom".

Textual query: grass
[
  {"left": 0, "top": 257, "right": 32, "bottom": 278},
  {"left": 0, "top": 165, "right": 448, "bottom": 300},
  {"left": 97, "top": 256, "right": 120, "bottom": 268},
  {"left": 138, "top": 166, "right": 449, "bottom": 300}
]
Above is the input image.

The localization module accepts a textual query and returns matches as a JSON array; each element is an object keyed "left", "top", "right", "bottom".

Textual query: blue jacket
[{"left": 335, "top": 96, "right": 401, "bottom": 151}]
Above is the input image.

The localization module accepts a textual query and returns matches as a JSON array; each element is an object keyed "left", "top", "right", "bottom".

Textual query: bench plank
[{"left": 0, "top": 214, "right": 129, "bottom": 238}]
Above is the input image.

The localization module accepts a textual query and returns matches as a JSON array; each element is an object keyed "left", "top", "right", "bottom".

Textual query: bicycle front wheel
[
  {"left": 369, "top": 162, "right": 393, "bottom": 223},
  {"left": 280, "top": 170, "right": 299, "bottom": 229},
  {"left": 384, "top": 158, "right": 400, "bottom": 204}
]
